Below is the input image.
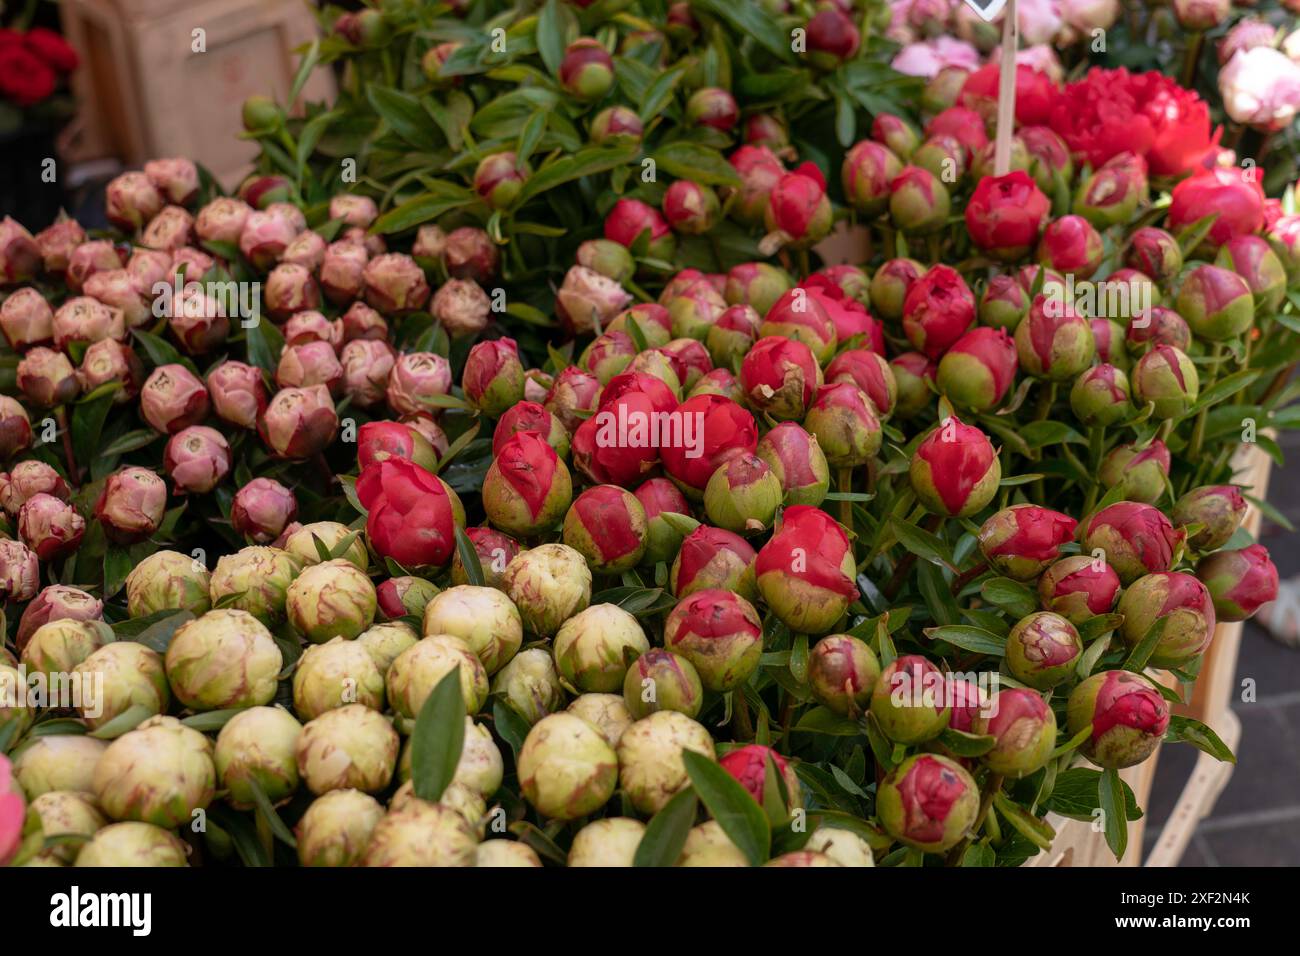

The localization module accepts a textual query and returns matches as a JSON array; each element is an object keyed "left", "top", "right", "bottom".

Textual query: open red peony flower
[
  {"left": 0, "top": 44, "right": 55, "bottom": 107},
  {"left": 1050, "top": 68, "right": 1219, "bottom": 177}
]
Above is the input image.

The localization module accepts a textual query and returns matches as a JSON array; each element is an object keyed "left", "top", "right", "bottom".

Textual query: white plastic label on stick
[{"left": 963, "top": 0, "right": 1008, "bottom": 22}]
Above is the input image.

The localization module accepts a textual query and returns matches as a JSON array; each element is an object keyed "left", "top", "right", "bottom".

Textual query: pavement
[{"left": 1143, "top": 427, "right": 1300, "bottom": 866}]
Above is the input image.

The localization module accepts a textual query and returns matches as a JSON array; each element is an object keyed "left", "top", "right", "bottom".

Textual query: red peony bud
[
  {"left": 825, "top": 349, "right": 897, "bottom": 419},
  {"left": 966, "top": 171, "right": 1050, "bottom": 259},
  {"left": 1168, "top": 167, "right": 1266, "bottom": 252},
  {"left": 1038, "top": 555, "right": 1122, "bottom": 624},
  {"left": 562, "top": 484, "right": 648, "bottom": 573},
  {"left": 1082, "top": 501, "right": 1185, "bottom": 584},
  {"left": 726, "top": 145, "right": 784, "bottom": 225},
  {"left": 671, "top": 525, "right": 757, "bottom": 600},
  {"left": 740, "top": 336, "right": 821, "bottom": 421},
  {"left": 558, "top": 38, "right": 614, "bottom": 100},
  {"left": 463, "top": 338, "right": 525, "bottom": 417},
  {"left": 936, "top": 326, "right": 1017, "bottom": 411},
  {"left": 685, "top": 86, "right": 738, "bottom": 131},
  {"left": 873, "top": 113, "right": 920, "bottom": 160},
  {"left": 664, "top": 589, "right": 763, "bottom": 691},
  {"left": 1197, "top": 544, "right": 1278, "bottom": 623},
  {"left": 358, "top": 458, "right": 456, "bottom": 568},
  {"left": 842, "top": 140, "right": 903, "bottom": 217},
  {"left": 1015, "top": 295, "right": 1095, "bottom": 381},
  {"left": 718, "top": 745, "right": 800, "bottom": 812},
  {"left": 1068, "top": 670, "right": 1170, "bottom": 770},
  {"left": 659, "top": 394, "right": 758, "bottom": 496},
  {"left": 483, "top": 431, "right": 573, "bottom": 536},
  {"left": 910, "top": 417, "right": 1000, "bottom": 517},
  {"left": 765, "top": 163, "right": 833, "bottom": 245},
  {"left": 1037, "top": 214, "right": 1104, "bottom": 279},
  {"left": 755, "top": 506, "right": 858, "bottom": 634},
  {"left": 1172, "top": 484, "right": 1247, "bottom": 552},
  {"left": 902, "top": 265, "right": 975, "bottom": 359}
]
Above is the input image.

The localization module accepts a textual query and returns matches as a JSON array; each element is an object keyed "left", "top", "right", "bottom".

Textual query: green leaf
[
  {"left": 980, "top": 577, "right": 1039, "bottom": 618},
  {"left": 651, "top": 142, "right": 742, "bottom": 188},
  {"left": 180, "top": 709, "right": 244, "bottom": 733},
  {"left": 371, "top": 185, "right": 476, "bottom": 235},
  {"left": 690, "top": 0, "right": 793, "bottom": 60},
  {"left": 130, "top": 610, "right": 195, "bottom": 654},
  {"left": 864, "top": 711, "right": 896, "bottom": 770},
  {"left": 888, "top": 515, "right": 954, "bottom": 568},
  {"left": 1165, "top": 715, "right": 1236, "bottom": 763},
  {"left": 245, "top": 318, "right": 284, "bottom": 374},
  {"left": 206, "top": 804, "right": 269, "bottom": 867},
  {"left": 87, "top": 703, "right": 155, "bottom": 740},
  {"left": 288, "top": 38, "right": 320, "bottom": 106},
  {"left": 1078, "top": 613, "right": 1124, "bottom": 642},
  {"left": 938, "top": 727, "right": 997, "bottom": 757},
  {"left": 633, "top": 788, "right": 698, "bottom": 867},
  {"left": 924, "top": 624, "right": 1006, "bottom": 657},
  {"left": 515, "top": 143, "right": 640, "bottom": 205},
  {"left": 72, "top": 384, "right": 120, "bottom": 470},
  {"left": 367, "top": 85, "right": 442, "bottom": 150},
  {"left": 454, "top": 525, "right": 485, "bottom": 587},
  {"left": 491, "top": 697, "right": 530, "bottom": 761},
  {"left": 961, "top": 843, "right": 997, "bottom": 867},
  {"left": 99, "top": 429, "right": 160, "bottom": 458},
  {"left": 1050, "top": 721, "right": 1095, "bottom": 759},
  {"left": 682, "top": 749, "right": 770, "bottom": 866},
  {"left": 1123, "top": 620, "right": 1164, "bottom": 672},
  {"left": 1188, "top": 369, "right": 1261, "bottom": 414},
  {"left": 1020, "top": 421, "right": 1086, "bottom": 448},
  {"left": 992, "top": 791, "right": 1056, "bottom": 851},
  {"left": 410, "top": 670, "right": 466, "bottom": 804},
  {"left": 131, "top": 328, "right": 187, "bottom": 369},
  {"left": 103, "top": 547, "right": 133, "bottom": 599},
  {"left": 1044, "top": 768, "right": 1141, "bottom": 821},
  {"left": 536, "top": 0, "right": 570, "bottom": 76},
  {"left": 432, "top": 421, "right": 481, "bottom": 474},
  {"left": 1098, "top": 767, "right": 1128, "bottom": 860},
  {"left": 789, "top": 633, "right": 809, "bottom": 683},
  {"left": 246, "top": 777, "right": 297, "bottom": 848},
  {"left": 639, "top": 65, "right": 687, "bottom": 121},
  {"left": 793, "top": 706, "right": 862, "bottom": 736}
]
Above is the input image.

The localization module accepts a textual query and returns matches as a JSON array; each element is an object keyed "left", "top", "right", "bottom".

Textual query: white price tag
[{"left": 963, "top": 0, "right": 1008, "bottom": 22}]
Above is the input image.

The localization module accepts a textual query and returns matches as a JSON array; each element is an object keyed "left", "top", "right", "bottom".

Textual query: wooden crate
[
  {"left": 1143, "top": 440, "right": 1273, "bottom": 867},
  {"left": 60, "top": 0, "right": 334, "bottom": 189},
  {"left": 1034, "top": 442, "right": 1274, "bottom": 867}
]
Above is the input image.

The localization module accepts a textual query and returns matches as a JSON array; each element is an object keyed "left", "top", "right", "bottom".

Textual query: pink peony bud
[
  {"left": 78, "top": 339, "right": 144, "bottom": 402},
  {"left": 492, "top": 401, "right": 568, "bottom": 459},
  {"left": 0, "top": 396, "right": 32, "bottom": 460},
  {"left": 726, "top": 145, "right": 784, "bottom": 225},
  {"left": 1197, "top": 544, "right": 1279, "bottom": 622},
  {"left": 1037, "top": 214, "right": 1103, "bottom": 279},
  {"left": 556, "top": 266, "right": 632, "bottom": 337},
  {"left": 386, "top": 352, "right": 452, "bottom": 418},
  {"left": 195, "top": 197, "right": 253, "bottom": 247},
  {"left": 431, "top": 278, "right": 492, "bottom": 337},
  {"left": 1082, "top": 501, "right": 1184, "bottom": 584},
  {"left": 207, "top": 361, "right": 267, "bottom": 430},
  {"left": 141, "top": 364, "right": 209, "bottom": 434},
  {"left": 1168, "top": 167, "right": 1266, "bottom": 253},
  {"left": 33, "top": 218, "right": 86, "bottom": 275},
  {"left": 474, "top": 152, "right": 529, "bottom": 209},
  {"left": 755, "top": 506, "right": 858, "bottom": 633},
  {"left": 842, "top": 140, "right": 903, "bottom": 217},
  {"left": 16, "top": 347, "right": 79, "bottom": 406},
  {"left": 15, "top": 585, "right": 103, "bottom": 652},
  {"left": 1015, "top": 295, "right": 1095, "bottom": 381},
  {"left": 230, "top": 477, "right": 298, "bottom": 544},
  {"left": 17, "top": 493, "right": 85, "bottom": 561},
  {"left": 1214, "top": 235, "right": 1284, "bottom": 314},
  {"left": 94, "top": 466, "right": 168, "bottom": 544},
  {"left": 144, "top": 157, "right": 200, "bottom": 206},
  {"left": 105, "top": 171, "right": 164, "bottom": 232},
  {"left": 966, "top": 172, "right": 1050, "bottom": 259},
  {"left": 239, "top": 210, "right": 299, "bottom": 270},
  {"left": 663, "top": 180, "right": 721, "bottom": 235},
  {"left": 141, "top": 205, "right": 195, "bottom": 252},
  {"left": 259, "top": 385, "right": 338, "bottom": 459},
  {"left": 765, "top": 163, "right": 832, "bottom": 246},
  {"left": 685, "top": 87, "right": 738, "bottom": 131},
  {"left": 329, "top": 194, "right": 379, "bottom": 229},
  {"left": 362, "top": 253, "right": 429, "bottom": 315},
  {"left": 604, "top": 198, "right": 675, "bottom": 260},
  {"left": 0, "top": 460, "right": 70, "bottom": 516},
  {"left": 463, "top": 338, "right": 525, "bottom": 417},
  {"left": 590, "top": 106, "right": 644, "bottom": 145},
  {"left": 341, "top": 301, "right": 388, "bottom": 343},
  {"left": 65, "top": 240, "right": 125, "bottom": 293},
  {"left": 164, "top": 425, "right": 232, "bottom": 494},
  {"left": 0, "top": 287, "right": 53, "bottom": 350},
  {"left": 0, "top": 539, "right": 39, "bottom": 603},
  {"left": 558, "top": 38, "right": 614, "bottom": 100},
  {"left": 544, "top": 365, "right": 601, "bottom": 433},
  {"left": 52, "top": 296, "right": 125, "bottom": 352},
  {"left": 276, "top": 341, "right": 343, "bottom": 396},
  {"left": 443, "top": 227, "right": 498, "bottom": 282},
  {"left": 1172, "top": 484, "right": 1247, "bottom": 552},
  {"left": 339, "top": 339, "right": 396, "bottom": 409}
]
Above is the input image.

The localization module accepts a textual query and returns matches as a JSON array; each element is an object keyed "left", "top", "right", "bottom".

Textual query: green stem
[
  {"left": 946, "top": 772, "right": 1004, "bottom": 866},
  {"left": 1181, "top": 31, "right": 1205, "bottom": 89},
  {"left": 1187, "top": 343, "right": 1225, "bottom": 465},
  {"left": 732, "top": 690, "right": 754, "bottom": 742},
  {"left": 837, "top": 467, "right": 854, "bottom": 533}
]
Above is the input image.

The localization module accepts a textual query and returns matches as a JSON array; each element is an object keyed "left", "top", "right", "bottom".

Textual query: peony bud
[
  {"left": 1037, "top": 554, "right": 1121, "bottom": 624},
  {"left": 670, "top": 525, "right": 757, "bottom": 601},
  {"left": 1173, "top": 485, "right": 1247, "bottom": 552},
  {"left": 1125, "top": 226, "right": 1183, "bottom": 284},
  {"left": 1099, "top": 441, "right": 1171, "bottom": 504},
  {"left": 259, "top": 385, "right": 337, "bottom": 459},
  {"left": 966, "top": 171, "right": 1049, "bottom": 259},
  {"left": 94, "top": 467, "right": 167, "bottom": 544},
  {"left": 1082, "top": 501, "right": 1184, "bottom": 584},
  {"left": 0, "top": 396, "right": 32, "bottom": 460},
  {"left": 902, "top": 265, "right": 975, "bottom": 359},
  {"left": 556, "top": 266, "right": 632, "bottom": 336},
  {"left": 34, "top": 218, "right": 86, "bottom": 274},
  {"left": 808, "top": 634, "right": 881, "bottom": 717},
  {"left": 1118, "top": 571, "right": 1216, "bottom": 667},
  {"left": 503, "top": 543, "right": 592, "bottom": 638},
  {"left": 14, "top": 587, "right": 101, "bottom": 656},
  {"left": 804, "top": 383, "right": 883, "bottom": 467},
  {"left": 977, "top": 505, "right": 1078, "bottom": 581},
  {"left": 1036, "top": 215, "right": 1103, "bottom": 279},
  {"left": 971, "top": 688, "right": 1057, "bottom": 778},
  {"left": 1005, "top": 611, "right": 1083, "bottom": 690},
  {"left": 590, "top": 105, "right": 644, "bottom": 145},
  {"left": 1197, "top": 544, "right": 1278, "bottom": 622},
  {"left": 559, "top": 38, "right": 614, "bottom": 100},
  {"left": 877, "top": 754, "right": 978, "bottom": 853},
  {"left": 206, "top": 361, "right": 266, "bottom": 430},
  {"left": 0, "top": 287, "right": 53, "bottom": 350},
  {"left": 1176, "top": 264, "right": 1254, "bottom": 341},
  {"left": 386, "top": 352, "right": 452, "bottom": 418},
  {"left": 276, "top": 341, "right": 342, "bottom": 396},
  {"left": 483, "top": 432, "right": 573, "bottom": 536},
  {"left": 726, "top": 145, "right": 784, "bottom": 226},
  {"left": 1068, "top": 670, "right": 1169, "bottom": 769},
  {"left": 0, "top": 538, "right": 39, "bottom": 604},
  {"left": 339, "top": 339, "right": 396, "bottom": 409},
  {"left": 443, "top": 226, "right": 498, "bottom": 282},
  {"left": 105, "top": 172, "right": 164, "bottom": 232},
  {"left": 473, "top": 152, "right": 528, "bottom": 209},
  {"left": 518, "top": 713, "right": 617, "bottom": 819},
  {"left": 66, "top": 239, "right": 124, "bottom": 293},
  {"left": 52, "top": 296, "right": 124, "bottom": 353},
  {"left": 663, "top": 180, "right": 721, "bottom": 235},
  {"left": 1215, "top": 235, "right": 1285, "bottom": 313},
  {"left": 544, "top": 365, "right": 601, "bottom": 433},
  {"left": 889, "top": 165, "right": 951, "bottom": 233},
  {"left": 1069, "top": 363, "right": 1131, "bottom": 427},
  {"left": 756, "top": 506, "right": 857, "bottom": 634},
  {"left": 562, "top": 485, "right": 649, "bottom": 573},
  {"left": 936, "top": 327, "right": 1017, "bottom": 411},
  {"left": 1168, "top": 167, "right": 1266, "bottom": 253},
  {"left": 376, "top": 579, "right": 440, "bottom": 623},
  {"left": 910, "top": 417, "right": 1000, "bottom": 517},
  {"left": 685, "top": 86, "right": 738, "bottom": 130},
  {"left": 460, "top": 338, "right": 524, "bottom": 418},
  {"left": 17, "top": 493, "right": 84, "bottom": 561},
  {"left": 493, "top": 648, "right": 566, "bottom": 725},
  {"left": 1126, "top": 306, "right": 1191, "bottom": 354},
  {"left": 141, "top": 364, "right": 209, "bottom": 434},
  {"left": 842, "top": 140, "right": 902, "bottom": 217},
  {"left": 766, "top": 163, "right": 833, "bottom": 246},
  {"left": 362, "top": 253, "right": 430, "bottom": 315},
  {"left": 1015, "top": 295, "right": 1094, "bottom": 381},
  {"left": 739, "top": 336, "right": 821, "bottom": 421},
  {"left": 16, "top": 347, "right": 79, "bottom": 407},
  {"left": 1131, "top": 344, "right": 1199, "bottom": 419}
]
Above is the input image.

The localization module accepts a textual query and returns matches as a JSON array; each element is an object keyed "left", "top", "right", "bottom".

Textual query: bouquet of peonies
[{"left": 0, "top": 0, "right": 1294, "bottom": 868}]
